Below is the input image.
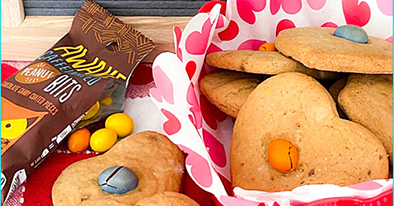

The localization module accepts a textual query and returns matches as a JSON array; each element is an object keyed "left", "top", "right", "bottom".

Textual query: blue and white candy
[
  {"left": 334, "top": 25, "right": 368, "bottom": 44},
  {"left": 99, "top": 166, "right": 138, "bottom": 194}
]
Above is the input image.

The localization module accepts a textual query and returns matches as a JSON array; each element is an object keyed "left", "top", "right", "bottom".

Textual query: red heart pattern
[
  {"left": 276, "top": 19, "right": 296, "bottom": 36},
  {"left": 236, "top": 0, "right": 266, "bottom": 24},
  {"left": 203, "top": 129, "right": 226, "bottom": 167},
  {"left": 200, "top": 94, "right": 227, "bottom": 130},
  {"left": 271, "top": 0, "right": 302, "bottom": 15},
  {"left": 342, "top": 0, "right": 371, "bottom": 27},
  {"left": 186, "top": 61, "right": 197, "bottom": 80},
  {"left": 218, "top": 20, "right": 239, "bottom": 41}
]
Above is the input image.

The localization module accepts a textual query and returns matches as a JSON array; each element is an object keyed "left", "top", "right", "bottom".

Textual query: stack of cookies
[{"left": 200, "top": 26, "right": 392, "bottom": 192}]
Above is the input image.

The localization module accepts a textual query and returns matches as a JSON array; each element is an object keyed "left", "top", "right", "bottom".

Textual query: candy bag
[{"left": 1, "top": 0, "right": 155, "bottom": 202}]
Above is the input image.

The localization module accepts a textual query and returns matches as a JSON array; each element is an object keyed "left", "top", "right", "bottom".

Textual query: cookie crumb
[
  {"left": 308, "top": 169, "right": 315, "bottom": 177},
  {"left": 81, "top": 193, "right": 90, "bottom": 202}
]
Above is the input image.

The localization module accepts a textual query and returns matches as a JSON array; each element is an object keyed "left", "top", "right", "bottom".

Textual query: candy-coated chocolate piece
[
  {"left": 105, "top": 113, "right": 134, "bottom": 138},
  {"left": 258, "top": 42, "right": 277, "bottom": 51},
  {"left": 82, "top": 101, "right": 100, "bottom": 120},
  {"left": 90, "top": 128, "right": 117, "bottom": 152},
  {"left": 67, "top": 128, "right": 90, "bottom": 153},
  {"left": 99, "top": 166, "right": 138, "bottom": 194},
  {"left": 267, "top": 139, "right": 299, "bottom": 173},
  {"left": 100, "top": 96, "right": 113, "bottom": 105},
  {"left": 333, "top": 25, "right": 368, "bottom": 43}
]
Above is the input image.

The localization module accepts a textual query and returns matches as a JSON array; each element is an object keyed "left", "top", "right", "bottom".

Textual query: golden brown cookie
[
  {"left": 275, "top": 27, "right": 393, "bottom": 74},
  {"left": 328, "top": 77, "right": 348, "bottom": 119},
  {"left": 338, "top": 74, "right": 393, "bottom": 162},
  {"left": 52, "top": 131, "right": 185, "bottom": 206},
  {"left": 231, "top": 72, "right": 388, "bottom": 192},
  {"left": 205, "top": 50, "right": 342, "bottom": 79},
  {"left": 135, "top": 192, "right": 199, "bottom": 206},
  {"left": 200, "top": 70, "right": 262, "bottom": 118}
]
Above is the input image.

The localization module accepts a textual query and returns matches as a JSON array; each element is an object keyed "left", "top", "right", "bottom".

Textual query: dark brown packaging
[{"left": 1, "top": 0, "right": 155, "bottom": 202}]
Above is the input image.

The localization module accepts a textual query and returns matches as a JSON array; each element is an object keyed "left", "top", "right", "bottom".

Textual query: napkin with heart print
[{"left": 149, "top": 0, "right": 393, "bottom": 206}]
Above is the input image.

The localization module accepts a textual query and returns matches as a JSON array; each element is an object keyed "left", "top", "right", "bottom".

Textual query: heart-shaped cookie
[
  {"left": 52, "top": 131, "right": 185, "bottom": 205},
  {"left": 200, "top": 70, "right": 263, "bottom": 118},
  {"left": 338, "top": 74, "right": 393, "bottom": 162},
  {"left": 231, "top": 72, "right": 388, "bottom": 192}
]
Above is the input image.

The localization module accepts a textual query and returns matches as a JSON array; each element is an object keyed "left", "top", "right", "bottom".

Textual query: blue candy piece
[
  {"left": 98, "top": 166, "right": 138, "bottom": 194},
  {"left": 333, "top": 25, "right": 368, "bottom": 44}
]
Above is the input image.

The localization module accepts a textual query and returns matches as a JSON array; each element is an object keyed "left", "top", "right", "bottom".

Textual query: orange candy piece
[
  {"left": 267, "top": 139, "right": 299, "bottom": 173},
  {"left": 258, "top": 42, "right": 277, "bottom": 52},
  {"left": 67, "top": 128, "right": 91, "bottom": 153}
]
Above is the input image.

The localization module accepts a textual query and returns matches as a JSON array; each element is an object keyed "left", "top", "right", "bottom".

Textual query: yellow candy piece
[
  {"left": 267, "top": 138, "right": 299, "bottom": 173},
  {"left": 105, "top": 113, "right": 134, "bottom": 138},
  {"left": 258, "top": 42, "right": 277, "bottom": 52},
  {"left": 82, "top": 101, "right": 100, "bottom": 121},
  {"left": 90, "top": 128, "right": 117, "bottom": 153},
  {"left": 100, "top": 96, "right": 113, "bottom": 106}
]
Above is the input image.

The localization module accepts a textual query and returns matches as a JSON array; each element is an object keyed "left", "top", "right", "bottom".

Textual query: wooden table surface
[{"left": 2, "top": 16, "right": 191, "bottom": 63}]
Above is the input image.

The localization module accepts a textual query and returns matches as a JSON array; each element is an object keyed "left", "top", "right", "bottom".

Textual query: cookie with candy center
[
  {"left": 52, "top": 131, "right": 185, "bottom": 206},
  {"left": 231, "top": 72, "right": 388, "bottom": 192},
  {"left": 205, "top": 50, "right": 343, "bottom": 80},
  {"left": 275, "top": 27, "right": 392, "bottom": 74}
]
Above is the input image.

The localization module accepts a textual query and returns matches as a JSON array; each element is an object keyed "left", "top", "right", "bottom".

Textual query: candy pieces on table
[
  {"left": 334, "top": 25, "right": 368, "bottom": 44},
  {"left": 52, "top": 131, "right": 185, "bottom": 206},
  {"left": 231, "top": 72, "right": 388, "bottom": 192},
  {"left": 258, "top": 42, "right": 277, "bottom": 51},
  {"left": 90, "top": 128, "right": 118, "bottom": 153},
  {"left": 338, "top": 74, "right": 393, "bottom": 162},
  {"left": 205, "top": 50, "right": 342, "bottom": 80},
  {"left": 275, "top": 27, "right": 392, "bottom": 74},
  {"left": 67, "top": 128, "right": 91, "bottom": 153},
  {"left": 82, "top": 101, "right": 100, "bottom": 121},
  {"left": 267, "top": 139, "right": 299, "bottom": 173},
  {"left": 105, "top": 113, "right": 134, "bottom": 138},
  {"left": 199, "top": 70, "right": 262, "bottom": 118},
  {"left": 135, "top": 191, "right": 200, "bottom": 206},
  {"left": 99, "top": 166, "right": 138, "bottom": 194}
]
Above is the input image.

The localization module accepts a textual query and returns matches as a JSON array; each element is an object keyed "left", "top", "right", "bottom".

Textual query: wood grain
[
  {"left": 2, "top": 0, "right": 25, "bottom": 27},
  {"left": 2, "top": 16, "right": 191, "bottom": 63}
]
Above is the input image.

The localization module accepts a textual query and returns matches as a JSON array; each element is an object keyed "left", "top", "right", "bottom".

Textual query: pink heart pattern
[
  {"left": 237, "top": 39, "right": 267, "bottom": 50},
  {"left": 187, "top": 83, "right": 202, "bottom": 130},
  {"left": 307, "top": 0, "right": 326, "bottom": 10},
  {"left": 347, "top": 181, "right": 384, "bottom": 190},
  {"left": 203, "top": 129, "right": 226, "bottom": 167},
  {"left": 236, "top": 0, "right": 266, "bottom": 24},
  {"left": 220, "top": 196, "right": 260, "bottom": 206},
  {"left": 179, "top": 145, "right": 213, "bottom": 188},
  {"left": 342, "top": 0, "right": 371, "bottom": 27},
  {"left": 150, "top": 65, "right": 175, "bottom": 104},
  {"left": 377, "top": 0, "right": 392, "bottom": 16},
  {"left": 271, "top": 0, "right": 302, "bottom": 15},
  {"left": 161, "top": 109, "right": 181, "bottom": 135},
  {"left": 185, "top": 19, "right": 213, "bottom": 55}
]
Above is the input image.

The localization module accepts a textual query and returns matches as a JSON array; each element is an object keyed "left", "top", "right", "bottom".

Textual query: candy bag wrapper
[{"left": 1, "top": 0, "right": 154, "bottom": 203}]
